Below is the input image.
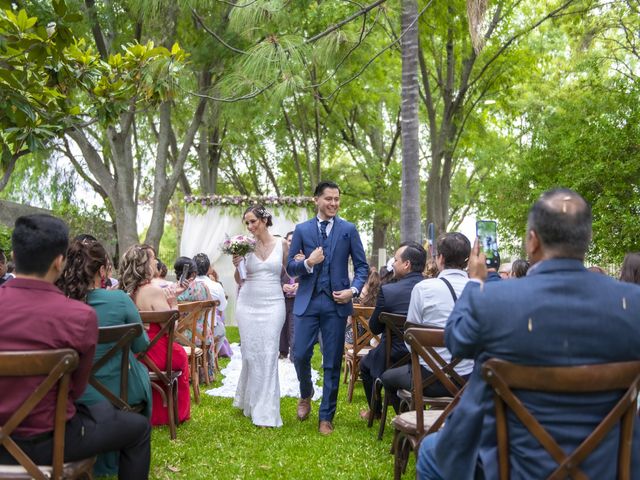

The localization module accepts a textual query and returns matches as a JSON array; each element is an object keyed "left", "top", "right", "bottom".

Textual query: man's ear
[
  {"left": 527, "top": 230, "right": 541, "bottom": 255},
  {"left": 52, "top": 254, "right": 65, "bottom": 277}
]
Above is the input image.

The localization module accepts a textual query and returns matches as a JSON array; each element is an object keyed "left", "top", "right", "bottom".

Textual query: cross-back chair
[
  {"left": 482, "top": 358, "right": 640, "bottom": 480},
  {"left": 138, "top": 310, "right": 181, "bottom": 440},
  {"left": 344, "top": 305, "right": 379, "bottom": 402},
  {"left": 390, "top": 327, "right": 467, "bottom": 479},
  {"left": 91, "top": 323, "right": 145, "bottom": 413},
  {"left": 368, "top": 313, "right": 412, "bottom": 439},
  {"left": 176, "top": 301, "right": 209, "bottom": 404},
  {"left": 0, "top": 349, "right": 96, "bottom": 479},
  {"left": 200, "top": 300, "right": 219, "bottom": 380}
]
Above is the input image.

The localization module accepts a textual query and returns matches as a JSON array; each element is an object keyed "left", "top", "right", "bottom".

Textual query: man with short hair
[
  {"left": 418, "top": 189, "right": 640, "bottom": 479},
  {"left": 359, "top": 242, "right": 426, "bottom": 419},
  {"left": 380, "top": 232, "right": 473, "bottom": 414},
  {"left": 287, "top": 181, "right": 369, "bottom": 435},
  {"left": 0, "top": 214, "right": 151, "bottom": 479},
  {"left": 193, "top": 252, "right": 228, "bottom": 352}
]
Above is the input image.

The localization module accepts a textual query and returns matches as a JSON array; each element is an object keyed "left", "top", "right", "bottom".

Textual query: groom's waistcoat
[{"left": 315, "top": 227, "right": 332, "bottom": 296}]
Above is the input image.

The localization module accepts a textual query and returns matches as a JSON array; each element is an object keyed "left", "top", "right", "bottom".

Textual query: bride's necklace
[{"left": 255, "top": 236, "right": 276, "bottom": 260}]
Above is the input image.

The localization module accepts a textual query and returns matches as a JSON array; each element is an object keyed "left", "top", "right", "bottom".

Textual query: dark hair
[
  {"left": 6, "top": 261, "right": 14, "bottom": 273},
  {"left": 174, "top": 256, "right": 197, "bottom": 279},
  {"left": 399, "top": 241, "right": 427, "bottom": 273},
  {"left": 359, "top": 267, "right": 381, "bottom": 307},
  {"left": 12, "top": 214, "right": 69, "bottom": 276},
  {"left": 314, "top": 181, "right": 340, "bottom": 197},
  {"left": 527, "top": 188, "right": 592, "bottom": 259},
  {"left": 285, "top": 231, "right": 294, "bottom": 240},
  {"left": 511, "top": 259, "right": 530, "bottom": 278},
  {"left": 437, "top": 232, "right": 471, "bottom": 269},
  {"left": 193, "top": 253, "right": 211, "bottom": 276},
  {"left": 73, "top": 233, "right": 97, "bottom": 243},
  {"left": 243, "top": 204, "right": 273, "bottom": 227},
  {"left": 0, "top": 250, "right": 5, "bottom": 264},
  {"left": 620, "top": 253, "right": 640, "bottom": 284},
  {"left": 379, "top": 265, "right": 394, "bottom": 284},
  {"left": 156, "top": 260, "right": 167, "bottom": 278},
  {"left": 58, "top": 239, "right": 109, "bottom": 302}
]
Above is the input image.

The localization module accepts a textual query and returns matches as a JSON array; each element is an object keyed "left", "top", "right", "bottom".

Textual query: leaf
[{"left": 52, "top": 0, "right": 67, "bottom": 16}]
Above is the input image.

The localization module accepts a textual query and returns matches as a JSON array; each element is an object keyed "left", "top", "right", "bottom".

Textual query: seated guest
[
  {"left": 381, "top": 233, "right": 474, "bottom": 414},
  {"left": 119, "top": 244, "right": 191, "bottom": 426},
  {"left": 359, "top": 242, "right": 426, "bottom": 420},
  {"left": 0, "top": 215, "right": 150, "bottom": 478},
  {"left": 193, "top": 253, "right": 228, "bottom": 354},
  {"left": 418, "top": 189, "right": 640, "bottom": 479},
  {"left": 57, "top": 239, "right": 152, "bottom": 477},
  {"left": 208, "top": 265, "right": 233, "bottom": 357},
  {"left": 620, "top": 252, "right": 640, "bottom": 284},
  {"left": 0, "top": 250, "right": 10, "bottom": 285},
  {"left": 510, "top": 258, "right": 530, "bottom": 278},
  {"left": 345, "top": 267, "right": 382, "bottom": 345}
]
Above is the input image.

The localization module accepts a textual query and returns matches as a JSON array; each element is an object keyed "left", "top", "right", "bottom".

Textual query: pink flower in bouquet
[{"left": 221, "top": 235, "right": 256, "bottom": 257}]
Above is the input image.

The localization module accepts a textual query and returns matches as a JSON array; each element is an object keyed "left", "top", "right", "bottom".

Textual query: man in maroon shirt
[{"left": 0, "top": 214, "right": 150, "bottom": 479}]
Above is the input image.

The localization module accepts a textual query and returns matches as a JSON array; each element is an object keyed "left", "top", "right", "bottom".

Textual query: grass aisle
[{"left": 148, "top": 327, "right": 416, "bottom": 479}]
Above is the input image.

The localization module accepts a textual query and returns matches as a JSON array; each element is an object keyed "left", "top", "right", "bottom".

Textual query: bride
[{"left": 232, "top": 204, "right": 289, "bottom": 427}]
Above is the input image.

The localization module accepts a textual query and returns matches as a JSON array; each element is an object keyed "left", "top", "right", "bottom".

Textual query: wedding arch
[{"left": 181, "top": 195, "right": 314, "bottom": 325}]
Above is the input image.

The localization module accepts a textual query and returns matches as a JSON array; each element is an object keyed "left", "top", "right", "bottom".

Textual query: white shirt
[
  {"left": 406, "top": 269, "right": 474, "bottom": 376},
  {"left": 195, "top": 276, "right": 228, "bottom": 312}
]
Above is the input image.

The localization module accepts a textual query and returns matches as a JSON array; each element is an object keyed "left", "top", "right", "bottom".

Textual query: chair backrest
[
  {"left": 0, "top": 349, "right": 79, "bottom": 480},
  {"left": 350, "top": 306, "right": 379, "bottom": 353},
  {"left": 482, "top": 358, "right": 640, "bottom": 480},
  {"left": 91, "top": 323, "right": 143, "bottom": 412},
  {"left": 404, "top": 327, "right": 468, "bottom": 436},
  {"left": 138, "top": 310, "right": 180, "bottom": 380},
  {"left": 379, "top": 313, "right": 410, "bottom": 370}
]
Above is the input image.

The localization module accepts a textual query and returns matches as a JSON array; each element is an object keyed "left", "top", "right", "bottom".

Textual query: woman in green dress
[{"left": 58, "top": 239, "right": 152, "bottom": 477}]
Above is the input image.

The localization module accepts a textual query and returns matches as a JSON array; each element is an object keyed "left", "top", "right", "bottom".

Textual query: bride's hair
[{"left": 244, "top": 204, "right": 273, "bottom": 227}]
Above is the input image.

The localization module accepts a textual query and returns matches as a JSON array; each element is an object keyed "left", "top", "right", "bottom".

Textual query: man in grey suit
[{"left": 418, "top": 188, "right": 640, "bottom": 479}]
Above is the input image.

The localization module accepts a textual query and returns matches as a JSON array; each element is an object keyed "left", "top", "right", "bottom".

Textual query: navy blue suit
[
  {"left": 287, "top": 216, "right": 368, "bottom": 421},
  {"left": 360, "top": 272, "right": 424, "bottom": 409},
  {"left": 428, "top": 259, "right": 640, "bottom": 479}
]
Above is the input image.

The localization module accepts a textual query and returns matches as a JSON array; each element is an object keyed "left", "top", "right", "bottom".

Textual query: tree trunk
[
  {"left": 370, "top": 211, "right": 388, "bottom": 268},
  {"left": 400, "top": 0, "right": 422, "bottom": 243}
]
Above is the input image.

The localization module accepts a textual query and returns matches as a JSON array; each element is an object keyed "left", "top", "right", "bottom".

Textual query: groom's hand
[
  {"left": 332, "top": 289, "right": 353, "bottom": 304},
  {"left": 307, "top": 247, "right": 324, "bottom": 267}
]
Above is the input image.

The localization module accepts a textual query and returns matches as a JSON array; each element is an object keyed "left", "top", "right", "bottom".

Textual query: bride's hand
[
  {"left": 232, "top": 255, "right": 243, "bottom": 268},
  {"left": 294, "top": 251, "right": 305, "bottom": 262}
]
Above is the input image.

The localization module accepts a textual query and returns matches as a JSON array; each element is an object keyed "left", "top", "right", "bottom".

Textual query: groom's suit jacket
[
  {"left": 286, "top": 216, "right": 368, "bottom": 317},
  {"left": 434, "top": 259, "right": 640, "bottom": 479}
]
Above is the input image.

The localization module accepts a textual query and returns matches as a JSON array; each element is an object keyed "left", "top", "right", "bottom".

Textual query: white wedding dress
[{"left": 233, "top": 240, "right": 286, "bottom": 427}]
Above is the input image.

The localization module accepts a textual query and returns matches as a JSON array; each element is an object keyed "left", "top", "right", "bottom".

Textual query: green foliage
[{"left": 0, "top": 223, "right": 11, "bottom": 254}]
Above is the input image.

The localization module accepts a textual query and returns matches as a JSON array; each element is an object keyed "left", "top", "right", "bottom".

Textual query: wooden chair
[
  {"left": 91, "top": 323, "right": 145, "bottom": 413},
  {"left": 369, "top": 313, "right": 411, "bottom": 440},
  {"left": 482, "top": 358, "right": 640, "bottom": 480},
  {"left": 0, "top": 349, "right": 96, "bottom": 479},
  {"left": 344, "top": 306, "right": 379, "bottom": 402},
  {"left": 176, "top": 301, "right": 208, "bottom": 404},
  {"left": 138, "top": 310, "right": 182, "bottom": 440},
  {"left": 200, "top": 300, "right": 220, "bottom": 381},
  {"left": 390, "top": 328, "right": 467, "bottom": 479}
]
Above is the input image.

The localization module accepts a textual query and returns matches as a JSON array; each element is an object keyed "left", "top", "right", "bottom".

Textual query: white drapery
[{"left": 180, "top": 206, "right": 308, "bottom": 325}]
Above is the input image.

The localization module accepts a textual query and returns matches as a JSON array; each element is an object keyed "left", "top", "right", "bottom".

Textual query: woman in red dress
[{"left": 119, "top": 244, "right": 191, "bottom": 426}]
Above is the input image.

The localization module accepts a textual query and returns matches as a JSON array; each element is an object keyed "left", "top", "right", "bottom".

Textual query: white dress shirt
[{"left": 406, "top": 269, "right": 474, "bottom": 376}]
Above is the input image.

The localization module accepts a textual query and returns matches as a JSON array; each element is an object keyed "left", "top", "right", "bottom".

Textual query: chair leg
[
  {"left": 378, "top": 391, "right": 390, "bottom": 440},
  {"left": 343, "top": 356, "right": 349, "bottom": 384},
  {"left": 393, "top": 433, "right": 410, "bottom": 480},
  {"left": 167, "top": 382, "right": 177, "bottom": 440},
  {"left": 193, "top": 359, "right": 200, "bottom": 404},
  {"left": 347, "top": 361, "right": 358, "bottom": 403},
  {"left": 368, "top": 379, "right": 382, "bottom": 428}
]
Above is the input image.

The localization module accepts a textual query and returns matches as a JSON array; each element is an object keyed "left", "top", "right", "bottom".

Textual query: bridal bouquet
[{"left": 221, "top": 235, "right": 256, "bottom": 280}]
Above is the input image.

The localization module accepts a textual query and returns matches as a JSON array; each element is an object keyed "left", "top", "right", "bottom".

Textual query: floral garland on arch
[{"left": 184, "top": 194, "right": 315, "bottom": 219}]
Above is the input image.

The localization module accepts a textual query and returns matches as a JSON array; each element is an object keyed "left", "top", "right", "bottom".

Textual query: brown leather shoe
[
  {"left": 318, "top": 420, "right": 334, "bottom": 435},
  {"left": 297, "top": 396, "right": 312, "bottom": 421}
]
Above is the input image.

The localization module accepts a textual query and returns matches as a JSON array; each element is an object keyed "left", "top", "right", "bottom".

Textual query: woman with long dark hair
[{"left": 58, "top": 239, "right": 151, "bottom": 477}]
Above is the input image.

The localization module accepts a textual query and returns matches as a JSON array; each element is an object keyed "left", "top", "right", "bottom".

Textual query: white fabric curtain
[{"left": 180, "top": 206, "right": 308, "bottom": 325}]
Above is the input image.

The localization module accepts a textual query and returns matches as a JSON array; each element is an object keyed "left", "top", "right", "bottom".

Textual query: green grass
[{"left": 148, "top": 327, "right": 416, "bottom": 479}]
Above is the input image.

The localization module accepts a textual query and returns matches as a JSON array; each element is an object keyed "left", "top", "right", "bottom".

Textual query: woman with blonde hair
[{"left": 119, "top": 244, "right": 191, "bottom": 426}]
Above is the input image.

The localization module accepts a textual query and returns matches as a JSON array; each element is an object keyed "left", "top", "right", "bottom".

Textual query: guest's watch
[{"left": 350, "top": 287, "right": 359, "bottom": 298}]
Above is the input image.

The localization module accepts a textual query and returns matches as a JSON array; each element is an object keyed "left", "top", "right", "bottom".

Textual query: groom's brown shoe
[
  {"left": 318, "top": 420, "right": 333, "bottom": 435},
  {"left": 297, "top": 396, "right": 312, "bottom": 421}
]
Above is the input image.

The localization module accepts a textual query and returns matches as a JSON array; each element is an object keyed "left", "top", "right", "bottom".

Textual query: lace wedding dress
[{"left": 233, "top": 240, "right": 286, "bottom": 427}]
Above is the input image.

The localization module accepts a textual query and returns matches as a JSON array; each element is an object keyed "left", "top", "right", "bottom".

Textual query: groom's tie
[{"left": 320, "top": 220, "right": 329, "bottom": 240}]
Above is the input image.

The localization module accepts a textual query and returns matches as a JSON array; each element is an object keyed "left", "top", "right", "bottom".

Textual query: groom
[{"left": 287, "top": 181, "right": 369, "bottom": 435}]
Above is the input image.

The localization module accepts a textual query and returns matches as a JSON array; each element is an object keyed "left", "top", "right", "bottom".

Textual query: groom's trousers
[{"left": 293, "top": 292, "right": 346, "bottom": 422}]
